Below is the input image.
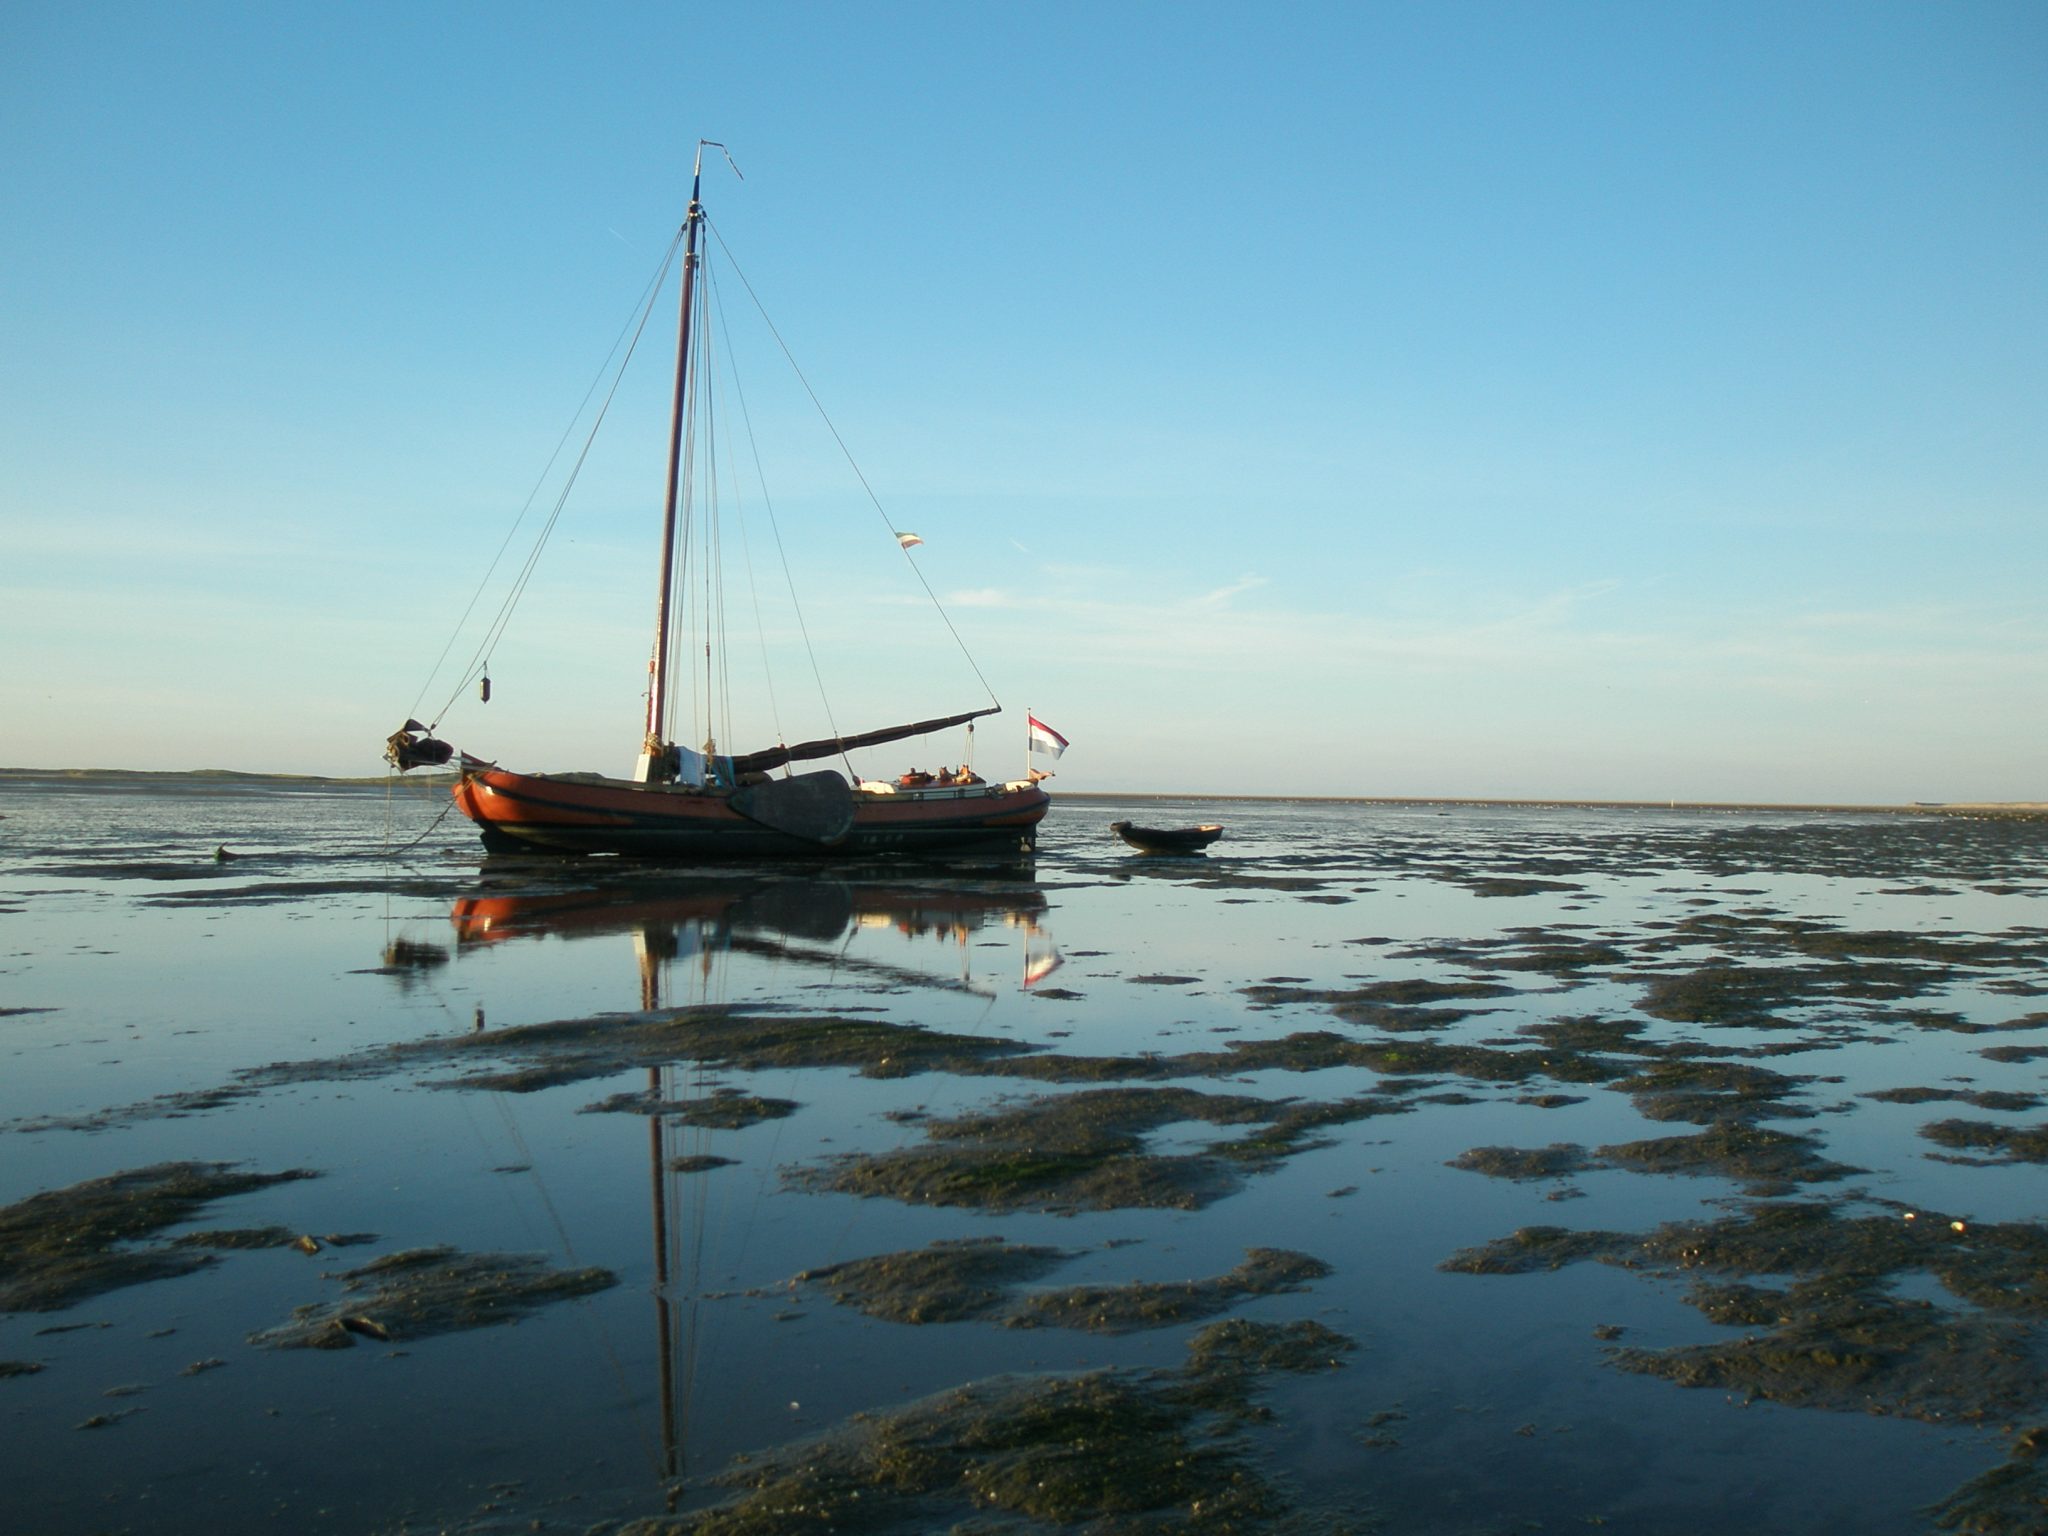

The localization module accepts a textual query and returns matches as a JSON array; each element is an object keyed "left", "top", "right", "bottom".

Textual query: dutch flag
[{"left": 1027, "top": 715, "right": 1069, "bottom": 759}]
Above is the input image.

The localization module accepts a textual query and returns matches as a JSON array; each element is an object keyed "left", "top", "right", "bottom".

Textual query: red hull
[{"left": 452, "top": 765, "right": 1049, "bottom": 858}]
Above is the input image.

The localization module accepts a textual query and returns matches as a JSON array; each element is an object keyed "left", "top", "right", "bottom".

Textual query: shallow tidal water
[{"left": 2, "top": 774, "right": 2045, "bottom": 1535}]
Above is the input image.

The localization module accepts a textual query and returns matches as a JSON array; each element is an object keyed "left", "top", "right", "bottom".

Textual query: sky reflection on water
[{"left": 2, "top": 778, "right": 2045, "bottom": 1534}]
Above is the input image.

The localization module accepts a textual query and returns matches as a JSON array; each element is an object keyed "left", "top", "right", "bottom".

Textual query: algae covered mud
[{"left": 2, "top": 774, "right": 2045, "bottom": 1535}]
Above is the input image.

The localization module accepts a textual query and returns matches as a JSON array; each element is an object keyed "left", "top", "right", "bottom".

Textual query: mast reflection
[{"left": 439, "top": 864, "right": 1059, "bottom": 1490}]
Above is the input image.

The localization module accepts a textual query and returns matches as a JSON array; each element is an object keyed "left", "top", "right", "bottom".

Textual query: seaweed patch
[
  {"left": 1009, "top": 1248, "right": 1333, "bottom": 1334},
  {"left": 1444, "top": 1197, "right": 2048, "bottom": 1441},
  {"left": 1450, "top": 1125, "right": 1858, "bottom": 1195},
  {"left": 627, "top": 1319, "right": 1355, "bottom": 1534},
  {"left": 793, "top": 1075, "right": 1421, "bottom": 1213},
  {"left": 796, "top": 1238, "right": 1073, "bottom": 1325},
  {"left": 1925, "top": 1424, "right": 2048, "bottom": 1536},
  {"left": 0, "top": 1163, "right": 317, "bottom": 1313},
  {"left": 1920, "top": 1118, "right": 2048, "bottom": 1165},
  {"left": 1595, "top": 1124, "right": 1862, "bottom": 1195},
  {"left": 791, "top": 1087, "right": 1278, "bottom": 1213},
  {"left": 1447, "top": 1143, "right": 1596, "bottom": 1183},
  {"left": 251, "top": 1246, "right": 616, "bottom": 1349}
]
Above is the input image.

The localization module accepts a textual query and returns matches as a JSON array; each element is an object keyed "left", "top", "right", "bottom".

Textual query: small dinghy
[{"left": 1110, "top": 819, "right": 1224, "bottom": 854}]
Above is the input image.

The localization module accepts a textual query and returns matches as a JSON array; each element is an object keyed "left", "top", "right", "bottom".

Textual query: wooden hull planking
[{"left": 454, "top": 766, "right": 1050, "bottom": 858}]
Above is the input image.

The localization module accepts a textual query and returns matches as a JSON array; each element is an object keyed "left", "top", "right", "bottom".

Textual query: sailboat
[{"left": 386, "top": 144, "right": 1052, "bottom": 858}]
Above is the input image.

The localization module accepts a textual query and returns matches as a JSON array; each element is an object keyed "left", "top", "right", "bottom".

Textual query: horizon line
[{"left": 1, "top": 766, "right": 2041, "bottom": 818}]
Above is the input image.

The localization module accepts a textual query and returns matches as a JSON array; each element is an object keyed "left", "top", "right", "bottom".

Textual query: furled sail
[
  {"left": 386, "top": 722, "right": 455, "bottom": 772},
  {"left": 728, "top": 706, "right": 1000, "bottom": 777}
]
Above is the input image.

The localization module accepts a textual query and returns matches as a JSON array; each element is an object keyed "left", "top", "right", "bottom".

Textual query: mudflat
[{"left": 2, "top": 776, "right": 2044, "bottom": 1533}]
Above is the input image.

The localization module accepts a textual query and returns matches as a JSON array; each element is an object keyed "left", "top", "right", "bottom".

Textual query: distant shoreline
[
  {"left": 1061, "top": 791, "right": 2048, "bottom": 818},
  {"left": 0, "top": 766, "right": 427, "bottom": 789},
  {"left": 3, "top": 766, "right": 2042, "bottom": 818}
]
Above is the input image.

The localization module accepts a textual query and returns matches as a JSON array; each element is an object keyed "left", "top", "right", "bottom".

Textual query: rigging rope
[
  {"left": 404, "top": 208, "right": 1006, "bottom": 768},
  {"left": 707, "top": 259, "right": 847, "bottom": 774},
  {"left": 411, "top": 227, "right": 689, "bottom": 734},
  {"left": 707, "top": 268, "right": 791, "bottom": 766},
  {"left": 703, "top": 215, "right": 1003, "bottom": 713}
]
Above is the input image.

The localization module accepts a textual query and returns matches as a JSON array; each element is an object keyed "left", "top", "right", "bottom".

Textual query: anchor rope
[{"left": 380, "top": 790, "right": 460, "bottom": 856}]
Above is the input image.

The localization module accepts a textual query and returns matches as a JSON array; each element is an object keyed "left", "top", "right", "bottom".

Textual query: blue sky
[{"left": 4, "top": 1, "right": 2043, "bottom": 801}]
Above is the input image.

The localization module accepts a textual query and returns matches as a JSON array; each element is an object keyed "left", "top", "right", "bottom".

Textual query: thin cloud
[{"left": 1192, "top": 573, "right": 1269, "bottom": 608}]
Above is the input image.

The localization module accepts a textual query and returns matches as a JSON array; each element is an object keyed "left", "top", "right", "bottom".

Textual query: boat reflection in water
[
  {"left": 448, "top": 862, "right": 1059, "bottom": 1007},
  {"left": 439, "top": 863, "right": 1060, "bottom": 1489}
]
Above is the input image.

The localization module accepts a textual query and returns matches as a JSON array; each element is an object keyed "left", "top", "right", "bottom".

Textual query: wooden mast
[
  {"left": 641, "top": 148, "right": 708, "bottom": 775},
  {"left": 641, "top": 142, "right": 735, "bottom": 779}
]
